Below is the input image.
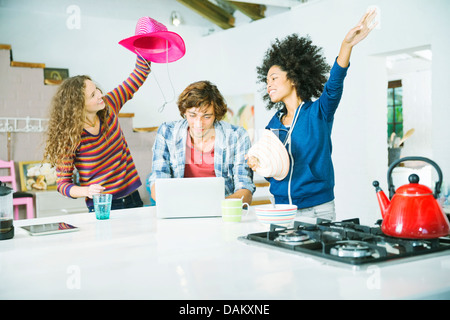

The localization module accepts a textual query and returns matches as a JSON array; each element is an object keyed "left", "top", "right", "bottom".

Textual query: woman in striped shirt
[{"left": 44, "top": 56, "right": 151, "bottom": 211}]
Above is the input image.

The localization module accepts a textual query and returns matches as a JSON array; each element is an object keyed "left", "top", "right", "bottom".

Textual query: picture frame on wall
[
  {"left": 223, "top": 93, "right": 255, "bottom": 143},
  {"left": 43, "top": 68, "right": 69, "bottom": 85},
  {"left": 18, "top": 161, "right": 57, "bottom": 192}
]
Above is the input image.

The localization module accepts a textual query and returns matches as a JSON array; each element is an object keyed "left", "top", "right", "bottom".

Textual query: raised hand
[
  {"left": 337, "top": 9, "right": 378, "bottom": 68},
  {"left": 344, "top": 9, "right": 378, "bottom": 47}
]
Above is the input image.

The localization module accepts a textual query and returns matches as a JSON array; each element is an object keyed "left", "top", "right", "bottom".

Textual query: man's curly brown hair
[
  {"left": 177, "top": 80, "right": 227, "bottom": 121},
  {"left": 256, "top": 34, "right": 331, "bottom": 111}
]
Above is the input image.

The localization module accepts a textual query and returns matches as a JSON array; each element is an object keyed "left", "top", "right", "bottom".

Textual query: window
[{"left": 387, "top": 80, "right": 403, "bottom": 141}]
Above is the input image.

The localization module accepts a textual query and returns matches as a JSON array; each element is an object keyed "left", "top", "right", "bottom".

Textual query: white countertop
[{"left": 1, "top": 206, "right": 450, "bottom": 300}]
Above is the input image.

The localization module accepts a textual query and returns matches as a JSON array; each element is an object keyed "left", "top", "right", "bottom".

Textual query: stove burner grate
[
  {"left": 275, "top": 231, "right": 310, "bottom": 243},
  {"left": 243, "top": 218, "right": 450, "bottom": 265},
  {"left": 329, "top": 240, "right": 375, "bottom": 258}
]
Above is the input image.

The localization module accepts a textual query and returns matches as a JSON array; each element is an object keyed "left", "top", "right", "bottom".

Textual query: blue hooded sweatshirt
[{"left": 265, "top": 59, "right": 349, "bottom": 209}]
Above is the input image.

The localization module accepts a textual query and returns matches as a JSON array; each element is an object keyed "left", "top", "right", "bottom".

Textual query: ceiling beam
[
  {"left": 177, "top": 0, "right": 235, "bottom": 29},
  {"left": 224, "top": 1, "right": 266, "bottom": 20},
  {"left": 228, "top": 0, "right": 303, "bottom": 8}
]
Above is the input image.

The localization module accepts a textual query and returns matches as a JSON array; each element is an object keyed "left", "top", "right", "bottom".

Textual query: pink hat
[{"left": 119, "top": 17, "right": 186, "bottom": 63}]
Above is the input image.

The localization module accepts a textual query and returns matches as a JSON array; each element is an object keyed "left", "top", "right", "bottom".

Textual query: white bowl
[{"left": 254, "top": 204, "right": 297, "bottom": 226}]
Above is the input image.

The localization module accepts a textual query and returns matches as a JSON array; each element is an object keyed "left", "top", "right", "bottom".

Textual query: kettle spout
[{"left": 372, "top": 181, "right": 390, "bottom": 219}]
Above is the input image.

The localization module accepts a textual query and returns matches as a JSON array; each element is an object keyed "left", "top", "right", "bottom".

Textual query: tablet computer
[{"left": 21, "top": 222, "right": 79, "bottom": 236}]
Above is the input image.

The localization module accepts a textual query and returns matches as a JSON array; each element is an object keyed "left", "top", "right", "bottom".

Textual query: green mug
[{"left": 221, "top": 198, "right": 249, "bottom": 222}]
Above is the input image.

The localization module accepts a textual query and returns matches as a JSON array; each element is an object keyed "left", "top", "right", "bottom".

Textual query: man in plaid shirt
[{"left": 148, "top": 81, "right": 255, "bottom": 204}]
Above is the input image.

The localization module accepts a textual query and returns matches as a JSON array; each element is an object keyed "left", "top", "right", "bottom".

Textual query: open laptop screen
[{"left": 155, "top": 177, "right": 225, "bottom": 218}]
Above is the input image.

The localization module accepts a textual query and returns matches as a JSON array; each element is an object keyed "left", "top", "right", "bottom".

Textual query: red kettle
[{"left": 372, "top": 156, "right": 450, "bottom": 239}]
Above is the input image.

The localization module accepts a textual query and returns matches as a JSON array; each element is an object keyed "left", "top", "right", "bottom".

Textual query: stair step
[
  {"left": 10, "top": 61, "right": 46, "bottom": 69},
  {"left": 118, "top": 113, "right": 135, "bottom": 118},
  {"left": 118, "top": 114, "right": 159, "bottom": 132},
  {"left": 44, "top": 79, "right": 63, "bottom": 85},
  {"left": 2, "top": 44, "right": 45, "bottom": 69},
  {"left": 133, "top": 127, "right": 159, "bottom": 132}
]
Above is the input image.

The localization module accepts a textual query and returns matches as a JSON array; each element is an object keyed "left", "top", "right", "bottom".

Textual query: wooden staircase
[
  {"left": 0, "top": 43, "right": 64, "bottom": 85},
  {"left": 1, "top": 44, "right": 45, "bottom": 68}
]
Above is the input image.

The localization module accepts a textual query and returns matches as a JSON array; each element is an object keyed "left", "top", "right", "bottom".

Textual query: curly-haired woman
[
  {"left": 249, "top": 10, "right": 377, "bottom": 220},
  {"left": 43, "top": 56, "right": 151, "bottom": 212}
]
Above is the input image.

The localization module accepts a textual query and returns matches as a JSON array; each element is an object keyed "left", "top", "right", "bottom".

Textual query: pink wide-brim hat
[{"left": 119, "top": 16, "right": 186, "bottom": 63}]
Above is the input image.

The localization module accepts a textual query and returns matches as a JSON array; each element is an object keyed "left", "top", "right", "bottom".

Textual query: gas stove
[{"left": 241, "top": 218, "right": 450, "bottom": 265}]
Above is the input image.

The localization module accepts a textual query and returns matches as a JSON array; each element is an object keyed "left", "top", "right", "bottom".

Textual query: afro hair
[{"left": 256, "top": 34, "right": 331, "bottom": 111}]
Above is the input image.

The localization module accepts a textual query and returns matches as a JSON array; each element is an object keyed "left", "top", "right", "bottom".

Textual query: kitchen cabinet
[
  {"left": 33, "top": 190, "right": 87, "bottom": 217},
  {"left": 251, "top": 173, "right": 272, "bottom": 205}
]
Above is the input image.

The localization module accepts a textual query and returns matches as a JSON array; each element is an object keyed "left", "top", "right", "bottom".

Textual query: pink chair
[{"left": 0, "top": 160, "right": 34, "bottom": 220}]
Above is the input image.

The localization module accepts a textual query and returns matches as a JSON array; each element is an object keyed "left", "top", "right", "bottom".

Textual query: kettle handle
[{"left": 387, "top": 156, "right": 443, "bottom": 199}]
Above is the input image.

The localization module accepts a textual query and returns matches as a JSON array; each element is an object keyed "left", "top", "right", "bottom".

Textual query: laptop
[{"left": 155, "top": 177, "right": 225, "bottom": 218}]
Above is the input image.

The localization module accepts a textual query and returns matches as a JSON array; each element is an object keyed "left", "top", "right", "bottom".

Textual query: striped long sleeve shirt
[{"left": 56, "top": 56, "right": 151, "bottom": 206}]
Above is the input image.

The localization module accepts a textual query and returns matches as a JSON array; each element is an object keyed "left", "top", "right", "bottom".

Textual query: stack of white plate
[{"left": 247, "top": 129, "right": 289, "bottom": 181}]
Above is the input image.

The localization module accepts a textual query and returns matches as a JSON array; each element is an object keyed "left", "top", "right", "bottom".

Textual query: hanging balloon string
[{"left": 135, "top": 39, "right": 176, "bottom": 113}]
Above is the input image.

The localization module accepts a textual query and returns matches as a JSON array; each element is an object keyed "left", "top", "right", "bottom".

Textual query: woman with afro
[{"left": 249, "top": 10, "right": 377, "bottom": 220}]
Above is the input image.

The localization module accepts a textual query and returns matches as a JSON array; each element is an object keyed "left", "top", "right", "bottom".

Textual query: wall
[
  {"left": 388, "top": 58, "right": 432, "bottom": 159},
  {"left": 0, "top": 48, "right": 58, "bottom": 162},
  {"left": 181, "top": 0, "right": 450, "bottom": 224},
  {"left": 1, "top": 0, "right": 449, "bottom": 224}
]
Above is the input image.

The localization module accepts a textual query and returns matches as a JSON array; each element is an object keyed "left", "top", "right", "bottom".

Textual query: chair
[{"left": 0, "top": 160, "right": 34, "bottom": 219}]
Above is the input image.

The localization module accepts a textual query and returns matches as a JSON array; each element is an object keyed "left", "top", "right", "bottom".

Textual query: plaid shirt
[{"left": 148, "top": 119, "right": 255, "bottom": 196}]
